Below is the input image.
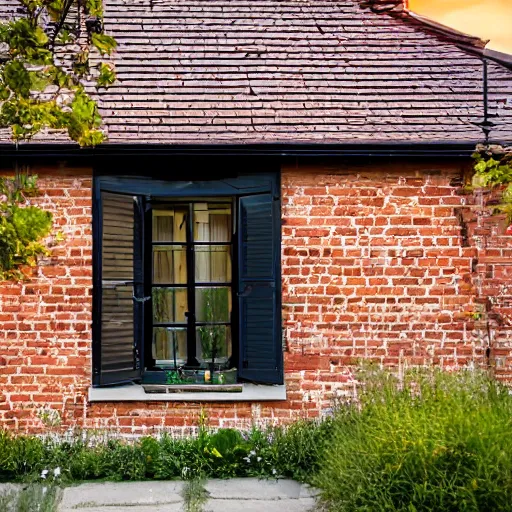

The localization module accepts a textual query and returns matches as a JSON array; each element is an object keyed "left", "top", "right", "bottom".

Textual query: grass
[
  {"left": 0, "top": 484, "right": 59, "bottom": 512},
  {"left": 3, "top": 368, "right": 512, "bottom": 512},
  {"left": 313, "top": 368, "right": 512, "bottom": 512},
  {"left": 182, "top": 478, "right": 209, "bottom": 512}
]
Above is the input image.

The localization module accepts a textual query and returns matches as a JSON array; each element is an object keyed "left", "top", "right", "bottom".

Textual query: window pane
[
  {"left": 195, "top": 245, "right": 231, "bottom": 283},
  {"left": 153, "top": 327, "right": 187, "bottom": 366},
  {"left": 195, "top": 287, "right": 231, "bottom": 323},
  {"left": 196, "top": 325, "right": 232, "bottom": 364},
  {"left": 153, "top": 288, "right": 187, "bottom": 323},
  {"left": 194, "top": 202, "right": 232, "bottom": 242},
  {"left": 153, "top": 207, "right": 187, "bottom": 242},
  {"left": 153, "top": 245, "right": 187, "bottom": 284}
]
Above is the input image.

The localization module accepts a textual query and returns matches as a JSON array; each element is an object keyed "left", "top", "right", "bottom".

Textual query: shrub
[
  {"left": 0, "top": 419, "right": 332, "bottom": 484},
  {"left": 314, "top": 368, "right": 512, "bottom": 512}
]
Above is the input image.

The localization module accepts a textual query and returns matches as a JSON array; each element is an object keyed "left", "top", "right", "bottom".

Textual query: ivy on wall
[
  {"left": 472, "top": 144, "right": 512, "bottom": 224},
  {"left": 0, "top": 172, "right": 52, "bottom": 281}
]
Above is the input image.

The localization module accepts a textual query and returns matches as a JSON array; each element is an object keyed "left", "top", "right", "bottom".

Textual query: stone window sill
[{"left": 88, "top": 382, "right": 286, "bottom": 402}]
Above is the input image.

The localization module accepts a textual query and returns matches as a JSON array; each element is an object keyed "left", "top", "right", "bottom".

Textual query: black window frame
[
  {"left": 92, "top": 166, "right": 282, "bottom": 387},
  {"left": 146, "top": 199, "right": 236, "bottom": 370}
]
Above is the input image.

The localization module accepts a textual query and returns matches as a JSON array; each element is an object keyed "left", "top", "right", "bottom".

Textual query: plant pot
[{"left": 212, "top": 368, "right": 237, "bottom": 385}]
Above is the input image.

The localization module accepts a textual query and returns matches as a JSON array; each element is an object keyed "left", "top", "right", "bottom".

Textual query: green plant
[
  {"left": 165, "top": 370, "right": 188, "bottom": 385},
  {"left": 472, "top": 145, "right": 512, "bottom": 222},
  {"left": 0, "top": 484, "right": 58, "bottom": 512},
  {"left": 198, "top": 288, "right": 229, "bottom": 362},
  {"left": 182, "top": 478, "right": 208, "bottom": 512},
  {"left": 0, "top": 0, "right": 116, "bottom": 146},
  {"left": 0, "top": 172, "right": 52, "bottom": 281},
  {"left": 314, "top": 368, "right": 512, "bottom": 512}
]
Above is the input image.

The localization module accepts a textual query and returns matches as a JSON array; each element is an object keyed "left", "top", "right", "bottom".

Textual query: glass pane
[
  {"left": 195, "top": 287, "right": 231, "bottom": 323},
  {"left": 195, "top": 245, "right": 231, "bottom": 283},
  {"left": 153, "top": 207, "right": 188, "bottom": 242},
  {"left": 153, "top": 287, "right": 187, "bottom": 323},
  {"left": 196, "top": 325, "right": 232, "bottom": 364},
  {"left": 193, "top": 202, "right": 232, "bottom": 242},
  {"left": 153, "top": 245, "right": 187, "bottom": 284},
  {"left": 153, "top": 327, "right": 187, "bottom": 366}
]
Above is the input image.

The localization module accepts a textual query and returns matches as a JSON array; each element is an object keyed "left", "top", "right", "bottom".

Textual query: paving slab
[
  {"left": 66, "top": 507, "right": 182, "bottom": 512},
  {"left": 205, "top": 477, "right": 304, "bottom": 499},
  {"left": 206, "top": 497, "right": 317, "bottom": 511},
  {"left": 58, "top": 481, "right": 185, "bottom": 511}
]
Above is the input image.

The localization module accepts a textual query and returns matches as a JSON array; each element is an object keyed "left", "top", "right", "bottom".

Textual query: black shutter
[
  {"left": 94, "top": 191, "right": 144, "bottom": 386},
  {"left": 238, "top": 194, "right": 282, "bottom": 384}
]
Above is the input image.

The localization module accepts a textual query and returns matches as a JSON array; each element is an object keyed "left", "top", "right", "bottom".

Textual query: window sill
[{"left": 88, "top": 382, "right": 286, "bottom": 402}]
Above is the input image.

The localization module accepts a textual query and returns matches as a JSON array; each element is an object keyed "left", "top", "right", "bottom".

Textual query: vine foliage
[
  {"left": 0, "top": 0, "right": 116, "bottom": 146},
  {"left": 472, "top": 144, "right": 512, "bottom": 222},
  {"left": 0, "top": 172, "right": 52, "bottom": 281}
]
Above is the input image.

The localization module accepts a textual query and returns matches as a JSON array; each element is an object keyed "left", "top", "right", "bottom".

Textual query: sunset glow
[{"left": 408, "top": 0, "right": 512, "bottom": 54}]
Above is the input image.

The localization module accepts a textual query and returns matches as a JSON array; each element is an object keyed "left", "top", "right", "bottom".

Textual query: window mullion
[{"left": 186, "top": 202, "right": 199, "bottom": 367}]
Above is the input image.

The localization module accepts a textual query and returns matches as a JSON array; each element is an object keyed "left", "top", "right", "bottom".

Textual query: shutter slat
[
  {"left": 97, "top": 191, "right": 143, "bottom": 386},
  {"left": 238, "top": 194, "right": 282, "bottom": 385}
]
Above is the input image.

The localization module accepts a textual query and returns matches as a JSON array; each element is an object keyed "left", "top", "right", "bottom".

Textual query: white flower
[
  {"left": 249, "top": 450, "right": 256, "bottom": 456},
  {"left": 257, "top": 457, "right": 262, "bottom": 462},
  {"left": 41, "top": 469, "right": 48, "bottom": 479},
  {"left": 243, "top": 457, "right": 251, "bottom": 463},
  {"left": 53, "top": 467, "right": 61, "bottom": 477},
  {"left": 272, "top": 469, "right": 277, "bottom": 475}
]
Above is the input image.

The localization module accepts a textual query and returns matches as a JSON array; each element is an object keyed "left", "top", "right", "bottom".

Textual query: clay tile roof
[{"left": 0, "top": 0, "right": 511, "bottom": 146}]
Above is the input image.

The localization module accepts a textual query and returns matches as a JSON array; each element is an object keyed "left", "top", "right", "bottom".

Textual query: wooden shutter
[
  {"left": 237, "top": 194, "right": 282, "bottom": 384},
  {"left": 95, "top": 191, "right": 144, "bottom": 386}
]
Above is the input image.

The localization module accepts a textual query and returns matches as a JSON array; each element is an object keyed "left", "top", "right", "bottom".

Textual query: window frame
[
  {"left": 146, "top": 199, "right": 236, "bottom": 371},
  {"left": 92, "top": 168, "right": 282, "bottom": 388}
]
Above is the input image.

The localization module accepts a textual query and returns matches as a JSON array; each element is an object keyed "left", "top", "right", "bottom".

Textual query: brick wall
[
  {"left": 1, "top": 160, "right": 511, "bottom": 435},
  {"left": 0, "top": 167, "right": 93, "bottom": 432}
]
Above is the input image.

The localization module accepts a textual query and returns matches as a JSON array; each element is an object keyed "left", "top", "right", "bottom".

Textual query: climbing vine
[
  {"left": 472, "top": 144, "right": 512, "bottom": 223},
  {"left": 0, "top": 172, "right": 52, "bottom": 281},
  {"left": 0, "top": 0, "right": 116, "bottom": 146}
]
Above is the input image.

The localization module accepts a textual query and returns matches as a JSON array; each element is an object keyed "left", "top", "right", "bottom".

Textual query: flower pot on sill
[{"left": 212, "top": 368, "right": 237, "bottom": 385}]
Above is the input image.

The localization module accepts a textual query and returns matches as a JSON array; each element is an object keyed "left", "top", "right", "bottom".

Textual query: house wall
[{"left": 1, "top": 159, "right": 511, "bottom": 435}]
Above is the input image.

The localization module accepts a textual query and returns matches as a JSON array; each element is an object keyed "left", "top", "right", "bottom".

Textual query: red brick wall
[
  {"left": 1, "top": 160, "right": 511, "bottom": 435},
  {"left": 0, "top": 167, "right": 93, "bottom": 432}
]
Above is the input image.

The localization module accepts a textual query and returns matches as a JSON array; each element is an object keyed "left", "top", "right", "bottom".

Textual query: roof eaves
[{"left": 483, "top": 48, "right": 512, "bottom": 71}]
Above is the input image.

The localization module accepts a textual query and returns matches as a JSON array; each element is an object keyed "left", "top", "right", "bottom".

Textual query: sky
[{"left": 408, "top": 0, "right": 512, "bottom": 54}]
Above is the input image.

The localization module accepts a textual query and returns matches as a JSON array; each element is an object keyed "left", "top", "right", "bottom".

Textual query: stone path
[{"left": 0, "top": 478, "right": 319, "bottom": 511}]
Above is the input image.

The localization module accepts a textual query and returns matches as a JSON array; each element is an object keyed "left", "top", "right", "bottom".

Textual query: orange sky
[{"left": 409, "top": 0, "right": 512, "bottom": 54}]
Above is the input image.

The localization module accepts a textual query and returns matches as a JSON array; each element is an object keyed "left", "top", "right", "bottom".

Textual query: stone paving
[{"left": 1, "top": 479, "right": 319, "bottom": 511}]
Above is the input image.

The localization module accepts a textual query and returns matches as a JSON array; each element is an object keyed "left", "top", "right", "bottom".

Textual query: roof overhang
[{"left": 0, "top": 142, "right": 485, "bottom": 161}]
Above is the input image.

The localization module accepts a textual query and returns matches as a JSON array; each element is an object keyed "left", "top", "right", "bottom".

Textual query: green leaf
[
  {"left": 3, "top": 61, "right": 31, "bottom": 97},
  {"left": 97, "top": 62, "right": 116, "bottom": 88},
  {"left": 91, "top": 33, "right": 117, "bottom": 56}
]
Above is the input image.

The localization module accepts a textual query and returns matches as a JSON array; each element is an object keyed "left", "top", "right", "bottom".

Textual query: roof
[{"left": 0, "top": 0, "right": 511, "bottom": 146}]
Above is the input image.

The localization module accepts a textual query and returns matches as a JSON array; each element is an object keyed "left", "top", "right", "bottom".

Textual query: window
[
  {"left": 92, "top": 171, "right": 282, "bottom": 388},
  {"left": 151, "top": 201, "right": 233, "bottom": 370}
]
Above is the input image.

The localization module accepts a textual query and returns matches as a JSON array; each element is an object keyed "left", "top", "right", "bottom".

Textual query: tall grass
[{"left": 314, "top": 368, "right": 512, "bottom": 512}]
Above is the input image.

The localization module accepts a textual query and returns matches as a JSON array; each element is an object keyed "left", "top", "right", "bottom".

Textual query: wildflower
[
  {"left": 41, "top": 469, "right": 48, "bottom": 479},
  {"left": 257, "top": 457, "right": 262, "bottom": 462},
  {"left": 243, "top": 456, "right": 251, "bottom": 463},
  {"left": 249, "top": 450, "right": 256, "bottom": 456},
  {"left": 54, "top": 467, "right": 61, "bottom": 477},
  {"left": 272, "top": 469, "right": 277, "bottom": 475},
  {"left": 211, "top": 447, "right": 223, "bottom": 458}
]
